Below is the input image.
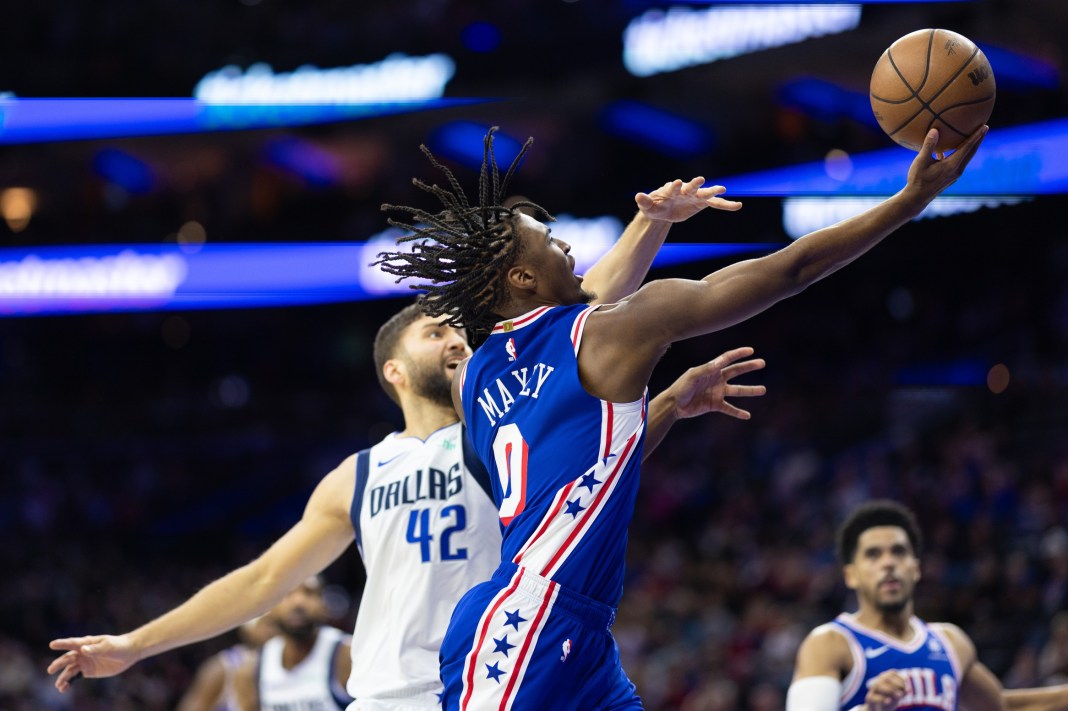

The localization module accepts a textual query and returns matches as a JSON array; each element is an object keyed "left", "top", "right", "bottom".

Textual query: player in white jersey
[
  {"left": 233, "top": 577, "right": 353, "bottom": 711},
  {"left": 178, "top": 615, "right": 277, "bottom": 711},
  {"left": 47, "top": 176, "right": 766, "bottom": 709}
]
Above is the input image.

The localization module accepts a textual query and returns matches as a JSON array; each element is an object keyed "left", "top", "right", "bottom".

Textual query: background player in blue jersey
[
  {"left": 46, "top": 181, "right": 766, "bottom": 708},
  {"left": 373, "top": 124, "right": 986, "bottom": 709},
  {"left": 787, "top": 500, "right": 1068, "bottom": 711}
]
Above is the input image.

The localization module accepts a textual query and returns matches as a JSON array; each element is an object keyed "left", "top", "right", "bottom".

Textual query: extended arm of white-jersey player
[
  {"left": 785, "top": 676, "right": 845, "bottom": 711},
  {"left": 584, "top": 178, "right": 742, "bottom": 305},
  {"left": 642, "top": 347, "right": 765, "bottom": 461}
]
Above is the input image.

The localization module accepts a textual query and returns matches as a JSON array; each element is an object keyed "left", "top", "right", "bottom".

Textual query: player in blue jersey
[
  {"left": 46, "top": 178, "right": 765, "bottom": 709},
  {"left": 373, "top": 124, "right": 987, "bottom": 709},
  {"left": 787, "top": 500, "right": 1068, "bottom": 711}
]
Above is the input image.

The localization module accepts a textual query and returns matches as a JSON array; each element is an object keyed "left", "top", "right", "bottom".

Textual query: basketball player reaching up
[
  {"left": 366, "top": 124, "right": 986, "bottom": 710},
  {"left": 786, "top": 500, "right": 1068, "bottom": 711},
  {"left": 47, "top": 172, "right": 766, "bottom": 711}
]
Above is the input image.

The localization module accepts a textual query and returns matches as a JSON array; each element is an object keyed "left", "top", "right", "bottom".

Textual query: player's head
[
  {"left": 237, "top": 614, "right": 278, "bottom": 648},
  {"left": 374, "top": 127, "right": 591, "bottom": 335},
  {"left": 836, "top": 500, "right": 923, "bottom": 614},
  {"left": 270, "top": 576, "right": 328, "bottom": 643},
  {"left": 373, "top": 302, "right": 470, "bottom": 408}
]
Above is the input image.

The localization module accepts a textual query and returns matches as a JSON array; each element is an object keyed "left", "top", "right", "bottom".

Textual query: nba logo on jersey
[
  {"left": 560, "top": 639, "right": 572, "bottom": 663},
  {"left": 506, "top": 337, "right": 518, "bottom": 361}
]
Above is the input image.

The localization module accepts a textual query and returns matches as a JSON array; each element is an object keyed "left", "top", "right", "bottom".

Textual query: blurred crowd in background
[
  {"left": 3, "top": 193, "right": 1067, "bottom": 710},
  {"left": 3, "top": 1, "right": 1068, "bottom": 709}
]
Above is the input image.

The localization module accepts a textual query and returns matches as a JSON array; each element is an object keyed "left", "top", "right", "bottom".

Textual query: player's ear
[
  {"left": 843, "top": 563, "right": 859, "bottom": 591},
  {"left": 505, "top": 263, "right": 537, "bottom": 292},
  {"left": 383, "top": 358, "right": 406, "bottom": 389}
]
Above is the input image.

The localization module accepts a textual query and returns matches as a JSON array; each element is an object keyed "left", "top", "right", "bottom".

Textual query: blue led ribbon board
[
  {"left": 708, "top": 118, "right": 1068, "bottom": 196},
  {"left": 0, "top": 98, "right": 487, "bottom": 144},
  {"left": 0, "top": 242, "right": 777, "bottom": 317}
]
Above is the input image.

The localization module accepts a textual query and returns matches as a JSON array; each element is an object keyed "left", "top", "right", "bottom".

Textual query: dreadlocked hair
[{"left": 374, "top": 126, "right": 552, "bottom": 335}]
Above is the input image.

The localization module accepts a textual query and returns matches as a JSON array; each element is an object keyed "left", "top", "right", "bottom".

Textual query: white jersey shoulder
[
  {"left": 259, "top": 625, "right": 351, "bottom": 710},
  {"left": 347, "top": 423, "right": 502, "bottom": 707}
]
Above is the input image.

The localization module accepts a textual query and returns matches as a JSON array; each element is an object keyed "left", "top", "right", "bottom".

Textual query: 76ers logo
[{"left": 506, "top": 337, "right": 518, "bottom": 361}]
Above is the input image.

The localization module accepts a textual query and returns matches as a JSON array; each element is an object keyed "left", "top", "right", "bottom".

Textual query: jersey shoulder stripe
[{"left": 349, "top": 449, "right": 372, "bottom": 556}]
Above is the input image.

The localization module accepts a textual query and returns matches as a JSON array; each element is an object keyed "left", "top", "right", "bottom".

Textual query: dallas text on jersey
[{"left": 367, "top": 463, "right": 464, "bottom": 517}]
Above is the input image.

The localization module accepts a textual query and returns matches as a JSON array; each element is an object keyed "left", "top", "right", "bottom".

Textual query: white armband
[{"left": 785, "top": 676, "right": 842, "bottom": 711}]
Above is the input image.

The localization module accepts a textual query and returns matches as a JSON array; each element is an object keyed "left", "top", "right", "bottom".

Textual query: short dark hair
[
  {"left": 372, "top": 302, "right": 426, "bottom": 405},
  {"left": 373, "top": 127, "right": 551, "bottom": 335},
  {"left": 836, "top": 500, "right": 923, "bottom": 565}
]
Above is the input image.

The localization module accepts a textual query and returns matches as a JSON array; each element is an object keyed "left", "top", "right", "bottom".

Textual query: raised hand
[
  {"left": 47, "top": 634, "right": 139, "bottom": 692},
  {"left": 905, "top": 125, "right": 987, "bottom": 205},
  {"left": 635, "top": 176, "right": 742, "bottom": 224},
  {"left": 666, "top": 346, "right": 766, "bottom": 421}
]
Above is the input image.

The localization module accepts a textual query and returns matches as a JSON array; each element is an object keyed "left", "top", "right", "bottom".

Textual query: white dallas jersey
[
  {"left": 347, "top": 423, "right": 501, "bottom": 709},
  {"left": 258, "top": 625, "right": 352, "bottom": 711}
]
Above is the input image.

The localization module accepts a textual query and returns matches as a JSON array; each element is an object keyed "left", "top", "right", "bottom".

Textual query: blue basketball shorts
[{"left": 440, "top": 562, "right": 642, "bottom": 710}]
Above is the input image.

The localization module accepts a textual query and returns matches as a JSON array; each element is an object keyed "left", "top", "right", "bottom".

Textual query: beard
[
  {"left": 407, "top": 358, "right": 454, "bottom": 409},
  {"left": 277, "top": 617, "right": 318, "bottom": 643},
  {"left": 874, "top": 597, "right": 910, "bottom": 614}
]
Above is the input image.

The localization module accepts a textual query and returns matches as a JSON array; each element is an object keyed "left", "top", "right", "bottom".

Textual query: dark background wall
[{"left": 1, "top": 1, "right": 1067, "bottom": 709}]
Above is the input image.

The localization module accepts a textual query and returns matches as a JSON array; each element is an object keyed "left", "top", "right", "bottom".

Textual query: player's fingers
[
  {"left": 951, "top": 124, "right": 988, "bottom": 168},
  {"left": 55, "top": 663, "right": 81, "bottom": 692},
  {"left": 634, "top": 192, "right": 653, "bottom": 209},
  {"left": 721, "top": 358, "right": 766, "bottom": 377},
  {"left": 50, "top": 636, "right": 98, "bottom": 651},
  {"left": 719, "top": 404, "right": 752, "bottom": 420},
  {"left": 712, "top": 346, "right": 755, "bottom": 366},
  {"left": 47, "top": 651, "right": 79, "bottom": 675},
  {"left": 726, "top": 384, "right": 767, "bottom": 398},
  {"left": 708, "top": 197, "right": 743, "bottom": 212},
  {"left": 683, "top": 176, "right": 706, "bottom": 193},
  {"left": 921, "top": 128, "right": 939, "bottom": 153}
]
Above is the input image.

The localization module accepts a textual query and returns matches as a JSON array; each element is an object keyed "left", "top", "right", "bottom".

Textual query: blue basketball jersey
[
  {"left": 831, "top": 614, "right": 961, "bottom": 710},
  {"left": 460, "top": 304, "right": 647, "bottom": 607}
]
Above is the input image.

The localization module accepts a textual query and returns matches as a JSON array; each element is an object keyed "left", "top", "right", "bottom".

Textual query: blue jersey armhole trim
[
  {"left": 461, "top": 426, "right": 494, "bottom": 503},
  {"left": 350, "top": 449, "right": 371, "bottom": 553},
  {"left": 328, "top": 638, "right": 354, "bottom": 708}
]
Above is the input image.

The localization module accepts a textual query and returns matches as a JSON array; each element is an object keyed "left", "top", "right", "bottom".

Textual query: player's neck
[
  {"left": 855, "top": 606, "right": 914, "bottom": 640},
  {"left": 281, "top": 631, "right": 318, "bottom": 669},
  {"left": 399, "top": 398, "right": 460, "bottom": 439}
]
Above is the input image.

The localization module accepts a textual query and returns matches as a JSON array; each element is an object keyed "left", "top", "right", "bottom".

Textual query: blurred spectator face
[{"left": 844, "top": 526, "right": 920, "bottom": 614}]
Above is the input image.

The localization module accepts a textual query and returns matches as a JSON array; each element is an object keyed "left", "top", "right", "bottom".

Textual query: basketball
[{"left": 869, "top": 28, "right": 995, "bottom": 153}]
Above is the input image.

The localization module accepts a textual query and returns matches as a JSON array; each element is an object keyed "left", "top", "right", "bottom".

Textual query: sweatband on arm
[{"left": 785, "top": 675, "right": 843, "bottom": 711}]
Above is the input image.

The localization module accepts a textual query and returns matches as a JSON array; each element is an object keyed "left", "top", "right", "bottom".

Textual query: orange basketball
[{"left": 870, "top": 28, "right": 995, "bottom": 153}]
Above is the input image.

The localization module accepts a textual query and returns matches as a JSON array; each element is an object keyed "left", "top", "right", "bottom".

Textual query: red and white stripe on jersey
[
  {"left": 509, "top": 396, "right": 645, "bottom": 578},
  {"left": 491, "top": 306, "right": 553, "bottom": 335},
  {"left": 569, "top": 304, "right": 598, "bottom": 355},
  {"left": 459, "top": 567, "right": 559, "bottom": 711}
]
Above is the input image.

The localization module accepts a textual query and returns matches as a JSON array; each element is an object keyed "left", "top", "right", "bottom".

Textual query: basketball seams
[{"left": 875, "top": 31, "right": 985, "bottom": 140}]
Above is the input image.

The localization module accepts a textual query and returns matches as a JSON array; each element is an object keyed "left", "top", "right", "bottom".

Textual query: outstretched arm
[
  {"left": 47, "top": 460, "right": 357, "bottom": 692},
  {"left": 643, "top": 346, "right": 766, "bottom": 460},
  {"left": 1003, "top": 685, "right": 1068, "bottom": 711},
  {"left": 583, "top": 177, "right": 742, "bottom": 304},
  {"left": 581, "top": 126, "right": 987, "bottom": 403}
]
